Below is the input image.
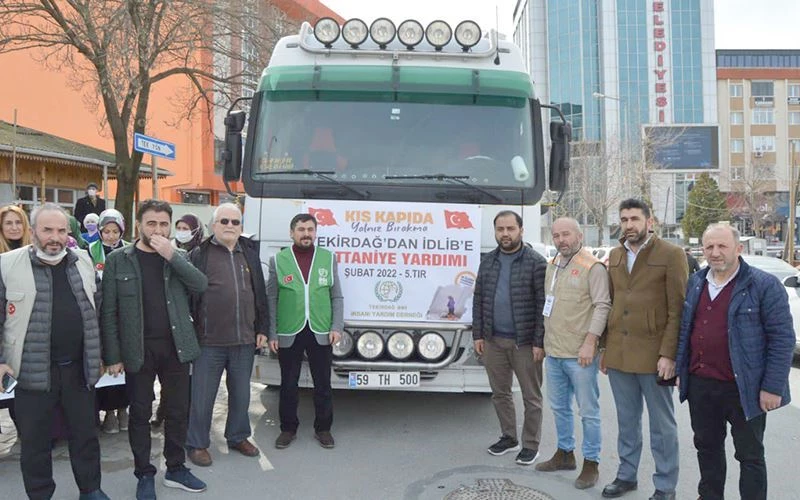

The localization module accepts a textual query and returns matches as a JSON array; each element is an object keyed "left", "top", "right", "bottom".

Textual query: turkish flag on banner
[
  {"left": 444, "top": 210, "right": 474, "bottom": 229},
  {"left": 308, "top": 207, "right": 338, "bottom": 226}
]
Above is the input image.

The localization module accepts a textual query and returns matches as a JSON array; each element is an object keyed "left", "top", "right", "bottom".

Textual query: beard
[
  {"left": 296, "top": 236, "right": 314, "bottom": 248},
  {"left": 33, "top": 232, "right": 66, "bottom": 256},
  {"left": 624, "top": 226, "right": 648, "bottom": 245},
  {"left": 557, "top": 241, "right": 581, "bottom": 258},
  {"left": 497, "top": 236, "right": 522, "bottom": 252}
]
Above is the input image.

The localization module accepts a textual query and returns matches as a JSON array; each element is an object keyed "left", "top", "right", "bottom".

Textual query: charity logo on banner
[{"left": 303, "top": 200, "right": 481, "bottom": 324}]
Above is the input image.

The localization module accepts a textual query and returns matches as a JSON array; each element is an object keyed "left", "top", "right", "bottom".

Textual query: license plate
[{"left": 348, "top": 371, "right": 420, "bottom": 388}]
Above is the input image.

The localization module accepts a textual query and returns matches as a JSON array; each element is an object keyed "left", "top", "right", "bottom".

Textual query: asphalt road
[{"left": 1, "top": 361, "right": 800, "bottom": 500}]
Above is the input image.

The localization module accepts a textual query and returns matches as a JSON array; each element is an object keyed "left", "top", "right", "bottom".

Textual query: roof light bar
[
  {"left": 425, "top": 20, "right": 452, "bottom": 51},
  {"left": 314, "top": 17, "right": 340, "bottom": 47},
  {"left": 342, "top": 18, "right": 369, "bottom": 47}
]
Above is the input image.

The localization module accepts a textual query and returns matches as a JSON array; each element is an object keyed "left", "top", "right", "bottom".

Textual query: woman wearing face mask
[
  {"left": 172, "top": 213, "right": 205, "bottom": 252},
  {"left": 81, "top": 213, "right": 101, "bottom": 244},
  {"left": 0, "top": 204, "right": 32, "bottom": 253},
  {"left": 88, "top": 209, "right": 131, "bottom": 434}
]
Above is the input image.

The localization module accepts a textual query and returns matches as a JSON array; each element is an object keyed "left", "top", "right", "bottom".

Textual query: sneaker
[
  {"left": 515, "top": 448, "right": 540, "bottom": 465},
  {"left": 118, "top": 409, "right": 129, "bottom": 431},
  {"left": 314, "top": 431, "right": 335, "bottom": 449},
  {"left": 275, "top": 431, "right": 296, "bottom": 449},
  {"left": 487, "top": 435, "right": 520, "bottom": 456},
  {"left": 163, "top": 466, "right": 207, "bottom": 493},
  {"left": 101, "top": 411, "right": 119, "bottom": 434},
  {"left": 136, "top": 475, "right": 156, "bottom": 500},
  {"left": 79, "top": 489, "right": 111, "bottom": 500}
]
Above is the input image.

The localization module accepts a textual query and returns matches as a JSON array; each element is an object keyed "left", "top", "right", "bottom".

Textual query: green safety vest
[{"left": 275, "top": 247, "right": 334, "bottom": 336}]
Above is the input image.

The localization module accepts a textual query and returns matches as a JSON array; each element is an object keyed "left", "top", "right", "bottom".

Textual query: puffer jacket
[
  {"left": 472, "top": 245, "right": 547, "bottom": 347},
  {"left": 676, "top": 258, "right": 795, "bottom": 420},
  {"left": 0, "top": 247, "right": 102, "bottom": 391}
]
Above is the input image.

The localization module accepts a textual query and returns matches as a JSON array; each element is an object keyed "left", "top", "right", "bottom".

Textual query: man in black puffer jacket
[{"left": 473, "top": 210, "right": 547, "bottom": 466}]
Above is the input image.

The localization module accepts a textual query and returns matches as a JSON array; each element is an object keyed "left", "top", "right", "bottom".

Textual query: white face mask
[
  {"left": 175, "top": 230, "right": 194, "bottom": 244},
  {"left": 36, "top": 248, "right": 67, "bottom": 264},
  {"left": 87, "top": 189, "right": 97, "bottom": 197}
]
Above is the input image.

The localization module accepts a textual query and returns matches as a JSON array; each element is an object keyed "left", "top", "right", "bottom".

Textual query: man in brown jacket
[{"left": 600, "top": 199, "right": 688, "bottom": 500}]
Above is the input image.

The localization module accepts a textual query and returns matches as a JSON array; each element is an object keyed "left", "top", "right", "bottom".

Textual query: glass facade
[
  {"left": 547, "top": 0, "right": 601, "bottom": 142},
  {"left": 616, "top": 0, "right": 649, "bottom": 139},
  {"left": 717, "top": 50, "right": 800, "bottom": 68},
  {"left": 670, "top": 0, "right": 703, "bottom": 123}
]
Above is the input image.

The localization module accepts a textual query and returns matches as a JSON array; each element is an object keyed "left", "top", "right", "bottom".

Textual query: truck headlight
[
  {"left": 356, "top": 331, "right": 384, "bottom": 360},
  {"left": 342, "top": 18, "right": 369, "bottom": 47},
  {"left": 455, "top": 20, "right": 481, "bottom": 50},
  {"left": 425, "top": 20, "right": 452, "bottom": 50},
  {"left": 386, "top": 331, "right": 414, "bottom": 360},
  {"left": 314, "top": 17, "right": 340, "bottom": 46},
  {"left": 369, "top": 18, "right": 396, "bottom": 47},
  {"left": 332, "top": 331, "right": 354, "bottom": 358},
  {"left": 397, "top": 19, "right": 424, "bottom": 49},
  {"left": 418, "top": 332, "right": 446, "bottom": 361}
]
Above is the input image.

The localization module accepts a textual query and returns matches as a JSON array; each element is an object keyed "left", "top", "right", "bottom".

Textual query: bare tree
[
  {"left": 0, "top": 0, "right": 294, "bottom": 238},
  {"left": 725, "top": 161, "right": 780, "bottom": 238}
]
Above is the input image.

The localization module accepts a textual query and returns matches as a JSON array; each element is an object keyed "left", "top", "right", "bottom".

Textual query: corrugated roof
[{"left": 0, "top": 120, "right": 172, "bottom": 178}]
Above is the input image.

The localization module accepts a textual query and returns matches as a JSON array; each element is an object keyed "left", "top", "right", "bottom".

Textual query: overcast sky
[{"left": 321, "top": 0, "right": 798, "bottom": 49}]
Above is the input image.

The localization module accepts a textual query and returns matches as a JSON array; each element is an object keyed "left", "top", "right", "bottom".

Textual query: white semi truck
[{"left": 221, "top": 17, "right": 570, "bottom": 392}]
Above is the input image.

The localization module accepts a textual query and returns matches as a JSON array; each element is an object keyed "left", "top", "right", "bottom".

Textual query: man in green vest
[{"left": 267, "top": 213, "right": 343, "bottom": 450}]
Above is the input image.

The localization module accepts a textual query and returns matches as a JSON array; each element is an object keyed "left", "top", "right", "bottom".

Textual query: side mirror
[
  {"left": 783, "top": 275, "right": 800, "bottom": 288},
  {"left": 223, "top": 110, "right": 247, "bottom": 182},
  {"left": 548, "top": 121, "right": 571, "bottom": 192}
]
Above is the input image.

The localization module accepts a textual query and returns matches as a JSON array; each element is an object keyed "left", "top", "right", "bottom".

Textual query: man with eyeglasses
[
  {"left": 185, "top": 203, "right": 268, "bottom": 467},
  {"left": 102, "top": 199, "right": 208, "bottom": 500}
]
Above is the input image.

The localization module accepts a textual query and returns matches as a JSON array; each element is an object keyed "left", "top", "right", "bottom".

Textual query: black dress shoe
[{"left": 602, "top": 478, "right": 638, "bottom": 498}]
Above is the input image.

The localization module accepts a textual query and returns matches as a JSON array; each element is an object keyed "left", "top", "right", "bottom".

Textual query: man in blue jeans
[
  {"left": 186, "top": 203, "right": 269, "bottom": 466},
  {"left": 536, "top": 218, "right": 611, "bottom": 489}
]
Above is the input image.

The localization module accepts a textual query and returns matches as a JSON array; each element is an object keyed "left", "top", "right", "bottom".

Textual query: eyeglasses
[{"left": 218, "top": 218, "right": 241, "bottom": 226}]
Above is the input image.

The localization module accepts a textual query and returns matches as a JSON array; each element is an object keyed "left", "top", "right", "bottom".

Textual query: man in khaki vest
[{"left": 536, "top": 218, "right": 610, "bottom": 490}]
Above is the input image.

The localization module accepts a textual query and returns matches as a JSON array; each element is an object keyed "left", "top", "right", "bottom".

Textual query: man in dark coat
[{"left": 74, "top": 183, "right": 106, "bottom": 232}]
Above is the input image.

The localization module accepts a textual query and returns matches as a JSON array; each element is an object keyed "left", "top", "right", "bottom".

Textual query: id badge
[{"left": 542, "top": 295, "right": 555, "bottom": 317}]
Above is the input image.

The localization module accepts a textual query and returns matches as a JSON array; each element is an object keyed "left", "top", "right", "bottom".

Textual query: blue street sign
[{"left": 133, "top": 132, "right": 176, "bottom": 160}]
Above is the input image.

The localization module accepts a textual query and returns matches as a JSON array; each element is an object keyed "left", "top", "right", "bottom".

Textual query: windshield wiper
[
  {"left": 256, "top": 169, "right": 369, "bottom": 199},
  {"left": 384, "top": 174, "right": 502, "bottom": 202}
]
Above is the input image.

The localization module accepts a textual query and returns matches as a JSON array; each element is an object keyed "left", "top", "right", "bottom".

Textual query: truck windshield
[{"left": 248, "top": 91, "right": 535, "bottom": 190}]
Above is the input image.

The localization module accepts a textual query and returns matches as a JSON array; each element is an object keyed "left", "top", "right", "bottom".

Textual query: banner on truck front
[{"left": 301, "top": 200, "right": 481, "bottom": 324}]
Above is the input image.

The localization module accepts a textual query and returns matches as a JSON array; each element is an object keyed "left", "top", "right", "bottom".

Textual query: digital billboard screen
[{"left": 644, "top": 125, "right": 719, "bottom": 170}]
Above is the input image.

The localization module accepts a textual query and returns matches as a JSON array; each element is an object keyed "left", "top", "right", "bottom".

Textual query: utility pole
[{"left": 786, "top": 142, "right": 798, "bottom": 265}]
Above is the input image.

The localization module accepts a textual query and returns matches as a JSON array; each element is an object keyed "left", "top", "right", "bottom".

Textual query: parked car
[
  {"left": 591, "top": 246, "right": 616, "bottom": 266},
  {"left": 741, "top": 255, "right": 800, "bottom": 354}
]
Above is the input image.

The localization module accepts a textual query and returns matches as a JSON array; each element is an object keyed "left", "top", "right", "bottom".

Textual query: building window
[
  {"left": 751, "top": 81, "right": 774, "bottom": 106},
  {"left": 731, "top": 139, "right": 744, "bottom": 153},
  {"left": 181, "top": 191, "right": 211, "bottom": 205},
  {"left": 730, "top": 112, "right": 743, "bottom": 125},
  {"left": 790, "top": 139, "right": 800, "bottom": 156},
  {"left": 731, "top": 166, "right": 745, "bottom": 180},
  {"left": 729, "top": 83, "right": 743, "bottom": 97},
  {"left": 754, "top": 165, "right": 775, "bottom": 179},
  {"left": 752, "top": 136, "right": 776, "bottom": 152},
  {"left": 752, "top": 109, "right": 774, "bottom": 125},
  {"left": 789, "top": 84, "right": 800, "bottom": 98},
  {"left": 789, "top": 112, "right": 800, "bottom": 125}
]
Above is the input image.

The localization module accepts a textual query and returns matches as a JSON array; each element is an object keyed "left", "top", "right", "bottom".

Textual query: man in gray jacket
[{"left": 0, "top": 203, "right": 108, "bottom": 500}]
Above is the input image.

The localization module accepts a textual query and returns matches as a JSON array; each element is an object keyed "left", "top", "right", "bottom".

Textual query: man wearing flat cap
[{"left": 74, "top": 182, "right": 106, "bottom": 233}]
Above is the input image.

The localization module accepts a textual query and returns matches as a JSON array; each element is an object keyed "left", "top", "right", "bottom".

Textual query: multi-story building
[
  {"left": 513, "top": 0, "right": 717, "bottom": 240},
  {"left": 717, "top": 49, "right": 800, "bottom": 241}
]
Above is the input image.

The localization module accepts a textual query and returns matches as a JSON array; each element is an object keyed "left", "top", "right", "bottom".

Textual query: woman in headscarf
[
  {"left": 172, "top": 213, "right": 205, "bottom": 252},
  {"left": 87, "top": 209, "right": 131, "bottom": 434},
  {"left": 81, "top": 213, "right": 101, "bottom": 244},
  {"left": 88, "top": 209, "right": 128, "bottom": 276},
  {"left": 0, "top": 204, "right": 31, "bottom": 253}
]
